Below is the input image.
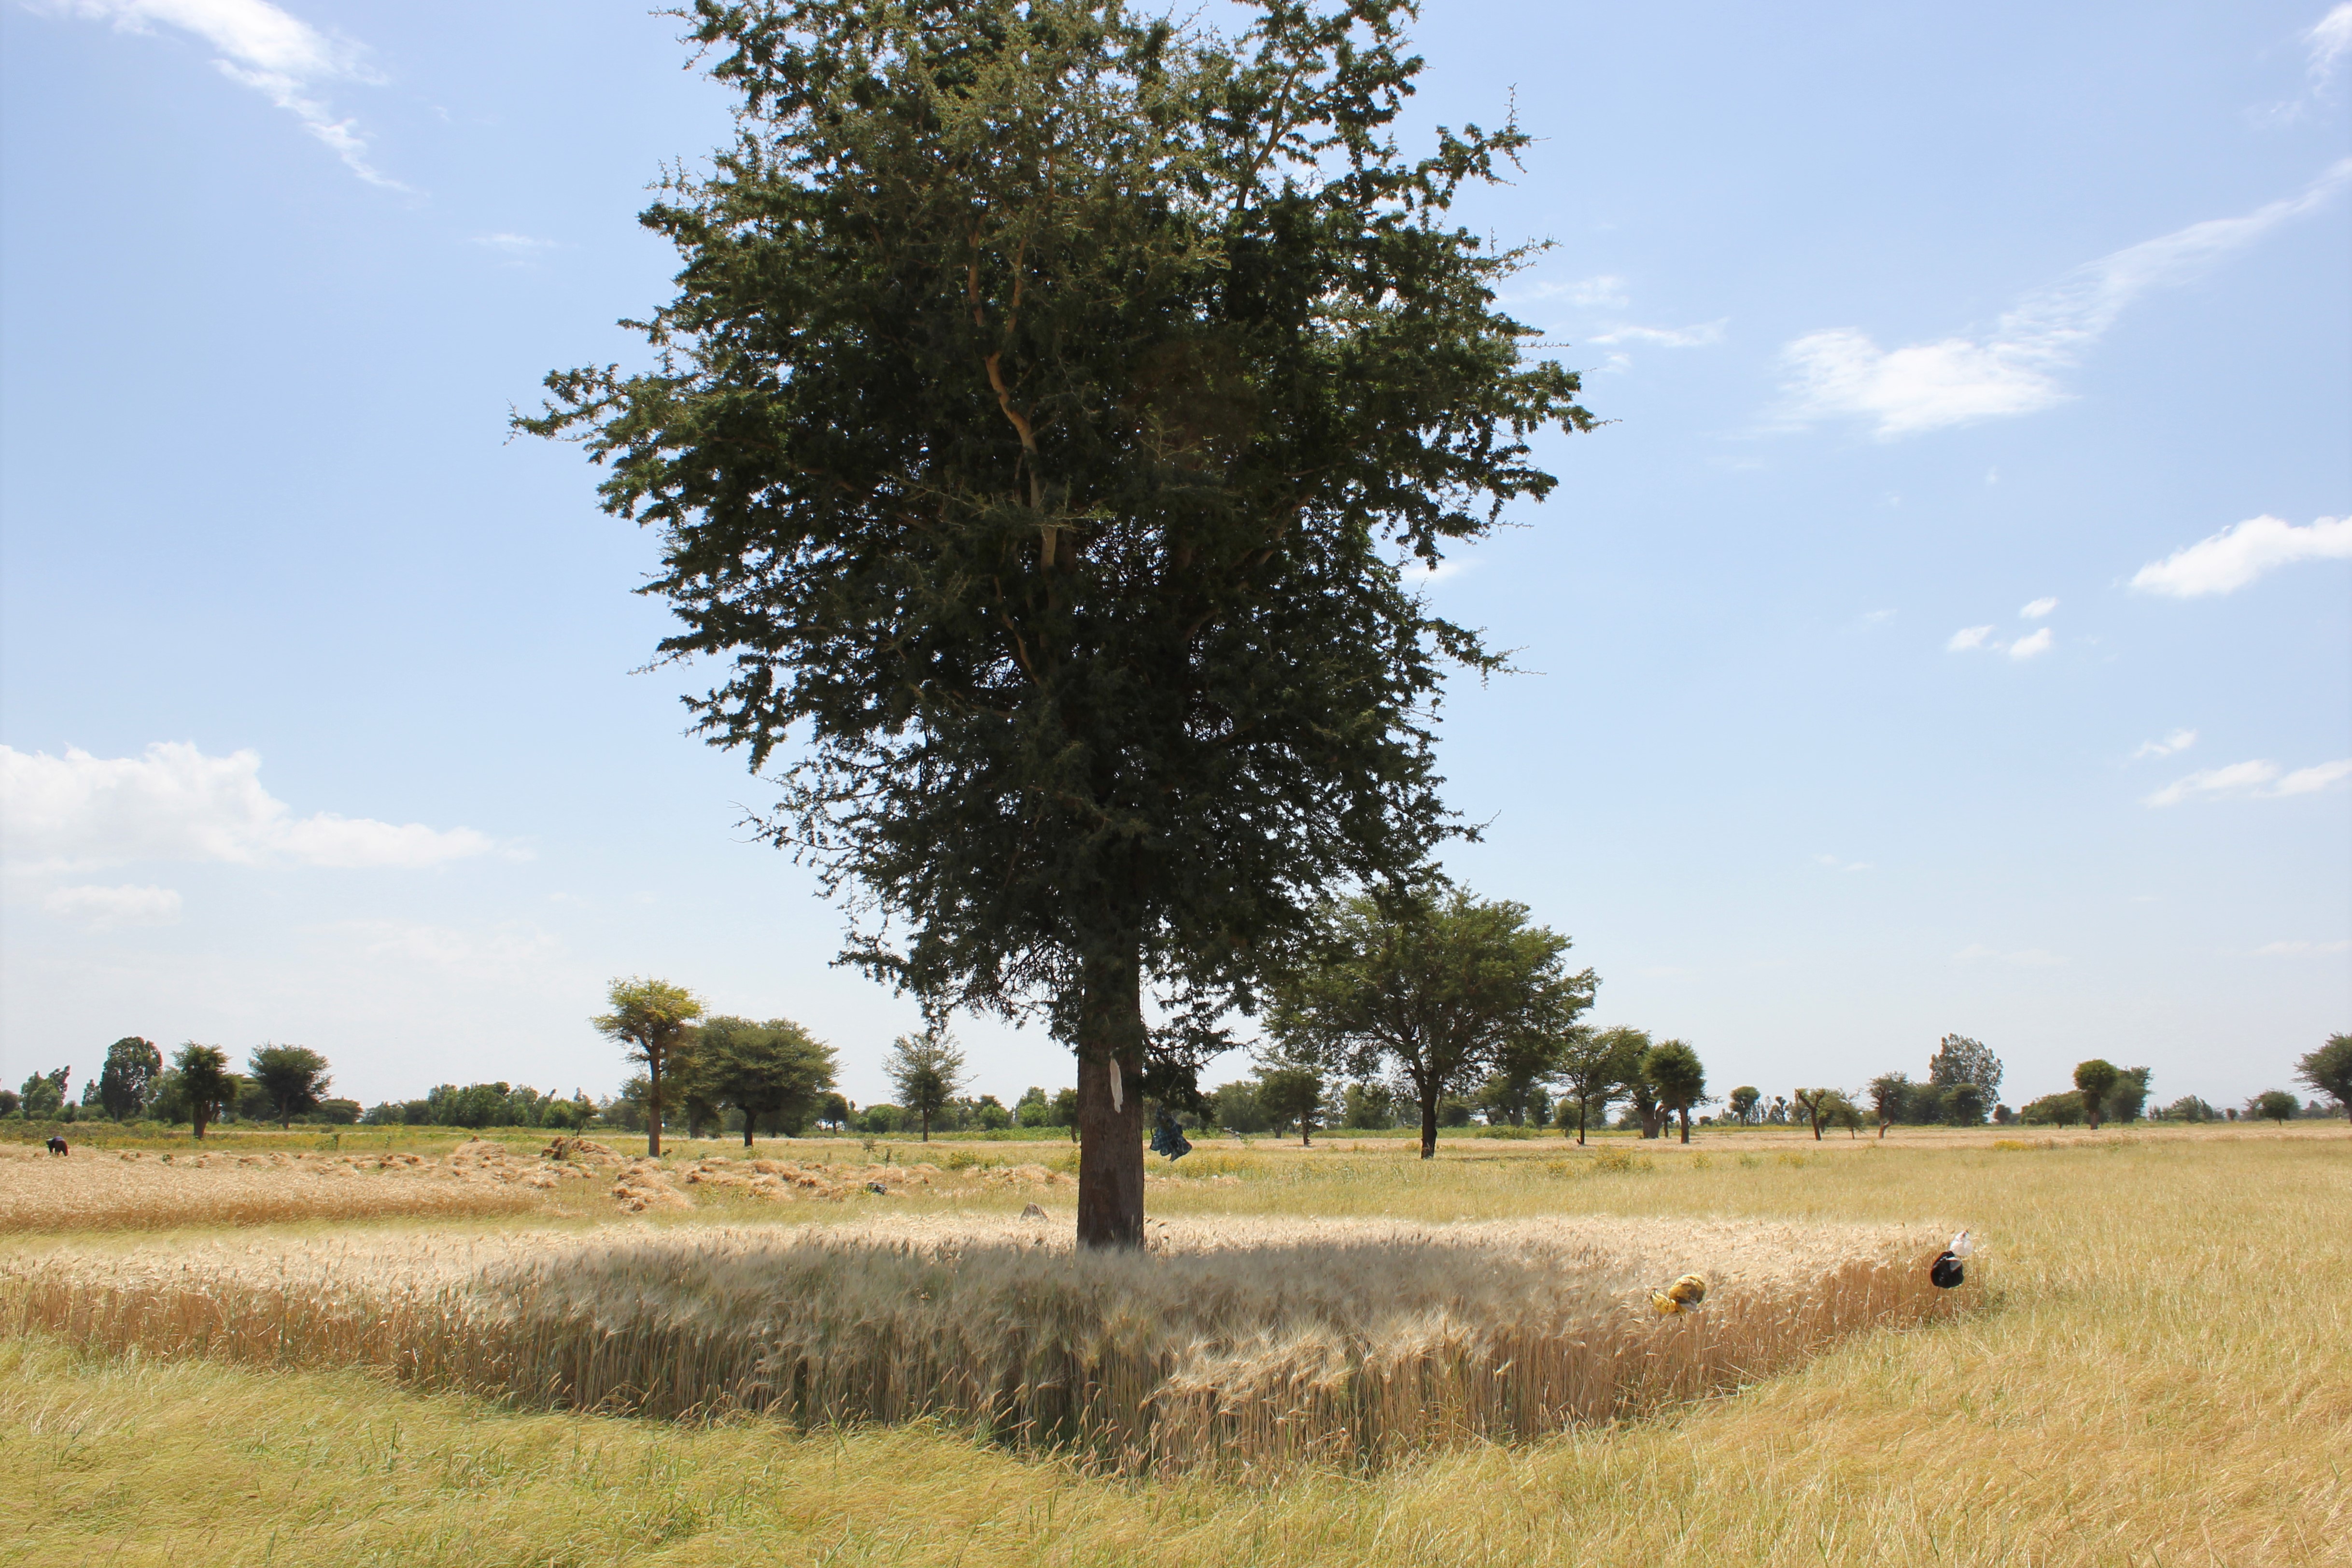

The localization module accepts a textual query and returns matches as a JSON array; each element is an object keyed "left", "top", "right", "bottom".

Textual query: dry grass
[
  {"left": 4, "top": 1127, "right": 2347, "bottom": 1566},
  {"left": 0, "top": 1212, "right": 1948, "bottom": 1473}
]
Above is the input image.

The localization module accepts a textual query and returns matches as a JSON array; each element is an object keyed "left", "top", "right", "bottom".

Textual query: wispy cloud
[
  {"left": 2254, "top": 937, "right": 2352, "bottom": 956},
  {"left": 2007, "top": 627, "right": 2053, "bottom": 660},
  {"left": 1814, "top": 853, "right": 1871, "bottom": 873},
  {"left": 2133, "top": 729, "right": 2197, "bottom": 760},
  {"left": 41, "top": 0, "right": 401, "bottom": 187},
  {"left": 2145, "top": 756, "right": 2352, "bottom": 806},
  {"left": 1589, "top": 320, "right": 1728, "bottom": 349},
  {"left": 472, "top": 233, "right": 557, "bottom": 258},
  {"left": 1507, "top": 275, "right": 1630, "bottom": 310},
  {"left": 1947, "top": 625, "right": 1996, "bottom": 652},
  {"left": 2129, "top": 513, "right": 2351, "bottom": 596},
  {"left": 2019, "top": 596, "right": 2058, "bottom": 619},
  {"left": 1777, "top": 161, "right": 2352, "bottom": 437},
  {"left": 42, "top": 883, "right": 183, "bottom": 928},
  {"left": 0, "top": 742, "right": 499, "bottom": 870},
  {"left": 2309, "top": 4, "right": 2352, "bottom": 85},
  {"left": 1955, "top": 944, "right": 2068, "bottom": 967}
]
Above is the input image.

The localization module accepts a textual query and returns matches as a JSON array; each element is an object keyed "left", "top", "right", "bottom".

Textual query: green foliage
[
  {"left": 1268, "top": 886, "right": 1595, "bottom": 1157},
  {"left": 1556, "top": 1027, "right": 1647, "bottom": 1144},
  {"left": 0, "top": 1089, "right": 18, "bottom": 1117},
  {"left": 96, "top": 1037, "right": 162, "bottom": 1121},
  {"left": 859, "top": 1103, "right": 907, "bottom": 1135},
  {"left": 1208, "top": 1078, "right": 1269, "bottom": 1134},
  {"left": 2072, "top": 1059, "right": 2121, "bottom": 1128},
  {"left": 884, "top": 1026, "right": 969, "bottom": 1141},
  {"left": 696, "top": 1016, "right": 839, "bottom": 1145},
  {"left": 2296, "top": 1034, "right": 2352, "bottom": 1121},
  {"left": 1726, "top": 1086, "right": 1760, "bottom": 1125},
  {"left": 18, "top": 1067, "right": 68, "bottom": 1120},
  {"left": 1642, "top": 1039, "right": 1707, "bottom": 1143},
  {"left": 2102, "top": 1066, "right": 2152, "bottom": 1125},
  {"left": 2019, "top": 1091, "right": 2085, "bottom": 1128},
  {"left": 2157, "top": 1095, "right": 2218, "bottom": 1123},
  {"left": 1943, "top": 1083, "right": 1987, "bottom": 1127},
  {"left": 247, "top": 1045, "right": 333, "bottom": 1129},
  {"left": 592, "top": 977, "right": 706, "bottom": 1156},
  {"left": 171, "top": 1044, "right": 238, "bottom": 1140},
  {"left": 527, "top": 0, "right": 1594, "bottom": 1243},
  {"left": 1340, "top": 1080, "right": 1399, "bottom": 1129},
  {"left": 1254, "top": 1050, "right": 1325, "bottom": 1145},
  {"left": 2251, "top": 1089, "right": 2299, "bottom": 1124},
  {"left": 1927, "top": 1034, "right": 2004, "bottom": 1101}
]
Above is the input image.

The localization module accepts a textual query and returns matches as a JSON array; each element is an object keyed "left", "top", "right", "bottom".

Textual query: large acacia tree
[{"left": 529, "top": 0, "right": 1592, "bottom": 1245}]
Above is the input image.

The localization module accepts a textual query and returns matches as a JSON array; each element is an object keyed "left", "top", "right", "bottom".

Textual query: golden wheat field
[{"left": 4, "top": 1124, "right": 2347, "bottom": 1566}]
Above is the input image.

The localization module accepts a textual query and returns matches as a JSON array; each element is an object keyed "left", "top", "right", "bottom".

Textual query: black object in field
[{"left": 1151, "top": 1113, "right": 1192, "bottom": 1161}]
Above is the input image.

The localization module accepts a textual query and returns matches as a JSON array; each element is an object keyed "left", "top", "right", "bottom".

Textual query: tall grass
[{"left": 2, "top": 1213, "right": 1948, "bottom": 1473}]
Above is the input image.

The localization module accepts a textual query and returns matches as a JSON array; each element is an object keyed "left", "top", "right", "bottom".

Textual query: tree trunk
[
  {"left": 1075, "top": 948, "right": 1146, "bottom": 1249},
  {"left": 1418, "top": 1090, "right": 1439, "bottom": 1159},
  {"left": 742, "top": 1116, "right": 756, "bottom": 1149},
  {"left": 921, "top": 1110, "right": 930, "bottom": 1143},
  {"left": 192, "top": 1106, "right": 209, "bottom": 1140},
  {"left": 647, "top": 1056, "right": 663, "bottom": 1158},
  {"left": 1678, "top": 1109, "right": 1690, "bottom": 1144},
  {"left": 1576, "top": 1101, "right": 1587, "bottom": 1146}
]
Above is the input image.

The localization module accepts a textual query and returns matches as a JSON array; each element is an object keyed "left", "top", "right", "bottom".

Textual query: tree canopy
[
  {"left": 2296, "top": 1034, "right": 2351, "bottom": 1122},
  {"left": 526, "top": 0, "right": 1592, "bottom": 1244},
  {"left": 883, "top": 1026, "right": 969, "bottom": 1141},
  {"left": 172, "top": 1044, "right": 237, "bottom": 1141},
  {"left": 1555, "top": 1026, "right": 1644, "bottom": 1145},
  {"left": 1642, "top": 1039, "right": 1706, "bottom": 1144},
  {"left": 1267, "top": 885, "right": 1594, "bottom": 1158},
  {"left": 592, "top": 978, "right": 706, "bottom": 1156},
  {"left": 2072, "top": 1059, "right": 2120, "bottom": 1130},
  {"left": 1927, "top": 1033, "right": 2003, "bottom": 1100},
  {"left": 96, "top": 1037, "right": 162, "bottom": 1122},
  {"left": 697, "top": 1016, "right": 840, "bottom": 1144},
  {"left": 247, "top": 1045, "right": 333, "bottom": 1129}
]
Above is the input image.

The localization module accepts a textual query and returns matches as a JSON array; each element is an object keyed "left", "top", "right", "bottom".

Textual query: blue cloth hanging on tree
[{"left": 1151, "top": 1109, "right": 1192, "bottom": 1161}]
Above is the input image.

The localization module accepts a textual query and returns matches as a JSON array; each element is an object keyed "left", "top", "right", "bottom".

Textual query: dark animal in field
[
  {"left": 1930, "top": 1229, "right": 1972, "bottom": 1289},
  {"left": 45, "top": 1135, "right": 68, "bottom": 1156}
]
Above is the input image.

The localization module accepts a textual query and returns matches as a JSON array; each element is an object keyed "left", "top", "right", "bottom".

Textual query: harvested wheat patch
[{"left": 0, "top": 1211, "right": 1965, "bottom": 1472}]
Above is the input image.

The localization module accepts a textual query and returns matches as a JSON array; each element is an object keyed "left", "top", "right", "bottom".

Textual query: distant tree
[
  {"left": 0, "top": 1089, "right": 18, "bottom": 1117},
  {"left": 1268, "top": 888, "right": 1596, "bottom": 1159},
  {"left": 2157, "top": 1095, "right": 2217, "bottom": 1123},
  {"left": 1927, "top": 1034, "right": 2004, "bottom": 1102},
  {"left": 2071, "top": 1060, "right": 2120, "bottom": 1131},
  {"left": 1625, "top": 1078, "right": 1664, "bottom": 1139},
  {"left": 1255, "top": 1058, "right": 1325, "bottom": 1147},
  {"left": 592, "top": 977, "right": 705, "bottom": 1157},
  {"left": 2251, "top": 1089, "right": 2299, "bottom": 1125},
  {"left": 700, "top": 1016, "right": 839, "bottom": 1146},
  {"left": 2102, "top": 1066, "right": 2152, "bottom": 1125},
  {"left": 1991, "top": 1103, "right": 2014, "bottom": 1125},
  {"left": 95, "top": 1037, "right": 163, "bottom": 1121},
  {"left": 1340, "top": 1080, "right": 1398, "bottom": 1130},
  {"left": 1866, "top": 1072, "right": 1911, "bottom": 1132},
  {"left": 1557, "top": 1027, "right": 1648, "bottom": 1146},
  {"left": 1643, "top": 1039, "right": 1708, "bottom": 1144},
  {"left": 173, "top": 1044, "right": 238, "bottom": 1140},
  {"left": 859, "top": 1103, "right": 906, "bottom": 1135},
  {"left": 973, "top": 1094, "right": 1014, "bottom": 1131},
  {"left": 883, "top": 1025, "right": 968, "bottom": 1142},
  {"left": 2296, "top": 1034, "right": 2352, "bottom": 1123},
  {"left": 1015, "top": 1087, "right": 1052, "bottom": 1128},
  {"left": 1726, "top": 1086, "right": 1760, "bottom": 1126},
  {"left": 1049, "top": 1088, "right": 1081, "bottom": 1129},
  {"left": 1943, "top": 1083, "right": 1987, "bottom": 1127},
  {"left": 1210, "top": 1078, "right": 1269, "bottom": 1135},
  {"left": 1791, "top": 1088, "right": 1836, "bottom": 1141},
  {"left": 1821, "top": 1089, "right": 1865, "bottom": 1138},
  {"left": 2019, "top": 1091, "right": 2084, "bottom": 1128},
  {"left": 19, "top": 1067, "right": 69, "bottom": 1121},
  {"left": 247, "top": 1045, "right": 332, "bottom": 1129}
]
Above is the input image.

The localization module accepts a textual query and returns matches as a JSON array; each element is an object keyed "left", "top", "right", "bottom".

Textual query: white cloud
[
  {"left": 1589, "top": 320, "right": 1728, "bottom": 349},
  {"left": 2019, "top": 596, "right": 2058, "bottom": 618},
  {"left": 2254, "top": 937, "right": 2352, "bottom": 956},
  {"left": 1947, "top": 624, "right": 1996, "bottom": 651},
  {"left": 2310, "top": 4, "right": 2352, "bottom": 84},
  {"left": 1814, "top": 853, "right": 1871, "bottom": 872},
  {"left": 1955, "top": 944, "right": 2068, "bottom": 967},
  {"left": 2132, "top": 729, "right": 2197, "bottom": 760},
  {"left": 1778, "top": 160, "right": 2352, "bottom": 437},
  {"left": 2007, "top": 627, "right": 2053, "bottom": 660},
  {"left": 42, "top": 883, "right": 183, "bottom": 927},
  {"left": 1507, "top": 275, "right": 1629, "bottom": 310},
  {"left": 2128, "top": 514, "right": 2352, "bottom": 596},
  {"left": 2144, "top": 757, "right": 2350, "bottom": 806},
  {"left": 0, "top": 742, "right": 495, "bottom": 870},
  {"left": 41, "top": 0, "right": 400, "bottom": 187},
  {"left": 2274, "top": 758, "right": 2352, "bottom": 795},
  {"left": 473, "top": 233, "right": 556, "bottom": 256}
]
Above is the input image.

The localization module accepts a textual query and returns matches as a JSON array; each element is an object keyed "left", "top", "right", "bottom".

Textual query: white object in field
[
  {"left": 1949, "top": 1229, "right": 1973, "bottom": 1259},
  {"left": 1109, "top": 1058, "right": 1123, "bottom": 1113}
]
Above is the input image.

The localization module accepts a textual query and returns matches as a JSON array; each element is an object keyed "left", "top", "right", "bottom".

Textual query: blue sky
[{"left": 3, "top": 0, "right": 2346, "bottom": 1115}]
